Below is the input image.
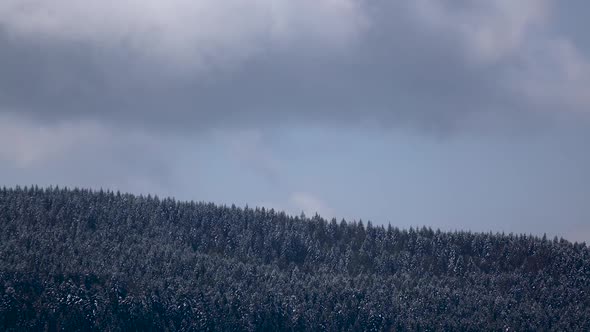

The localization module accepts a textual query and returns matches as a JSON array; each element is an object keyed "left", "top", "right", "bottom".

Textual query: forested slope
[{"left": 1, "top": 186, "right": 589, "bottom": 331}]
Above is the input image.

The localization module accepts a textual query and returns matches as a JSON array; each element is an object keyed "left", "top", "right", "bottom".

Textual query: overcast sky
[{"left": 1, "top": 0, "right": 589, "bottom": 242}]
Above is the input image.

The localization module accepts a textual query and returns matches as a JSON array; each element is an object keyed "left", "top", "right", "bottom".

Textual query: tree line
[{"left": 0, "top": 186, "right": 589, "bottom": 330}]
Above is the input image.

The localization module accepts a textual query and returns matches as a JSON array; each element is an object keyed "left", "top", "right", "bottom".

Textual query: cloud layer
[{"left": 1, "top": 0, "right": 588, "bottom": 133}]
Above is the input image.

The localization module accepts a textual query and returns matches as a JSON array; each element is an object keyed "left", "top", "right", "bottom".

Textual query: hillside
[{"left": 0, "top": 186, "right": 589, "bottom": 330}]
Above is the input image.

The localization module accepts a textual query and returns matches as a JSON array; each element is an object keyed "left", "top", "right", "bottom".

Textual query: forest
[{"left": 0, "top": 186, "right": 589, "bottom": 331}]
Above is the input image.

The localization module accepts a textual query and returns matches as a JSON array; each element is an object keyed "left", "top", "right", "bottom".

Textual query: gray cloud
[
  {"left": 0, "top": 115, "right": 177, "bottom": 195},
  {"left": 0, "top": 0, "right": 589, "bottom": 135}
]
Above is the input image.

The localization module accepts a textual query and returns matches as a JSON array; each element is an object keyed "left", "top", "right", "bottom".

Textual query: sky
[{"left": 1, "top": 0, "right": 589, "bottom": 242}]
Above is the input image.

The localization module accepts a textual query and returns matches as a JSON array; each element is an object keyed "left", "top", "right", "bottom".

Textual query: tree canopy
[{"left": 1, "top": 186, "right": 589, "bottom": 330}]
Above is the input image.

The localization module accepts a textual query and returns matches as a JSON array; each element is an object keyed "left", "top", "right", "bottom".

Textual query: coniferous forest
[{"left": 0, "top": 186, "right": 589, "bottom": 331}]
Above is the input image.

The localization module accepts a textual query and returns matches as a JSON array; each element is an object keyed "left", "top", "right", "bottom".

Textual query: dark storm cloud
[{"left": 0, "top": 0, "right": 588, "bottom": 133}]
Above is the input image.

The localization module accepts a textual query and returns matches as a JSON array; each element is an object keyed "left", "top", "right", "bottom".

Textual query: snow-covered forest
[{"left": 1, "top": 186, "right": 589, "bottom": 330}]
